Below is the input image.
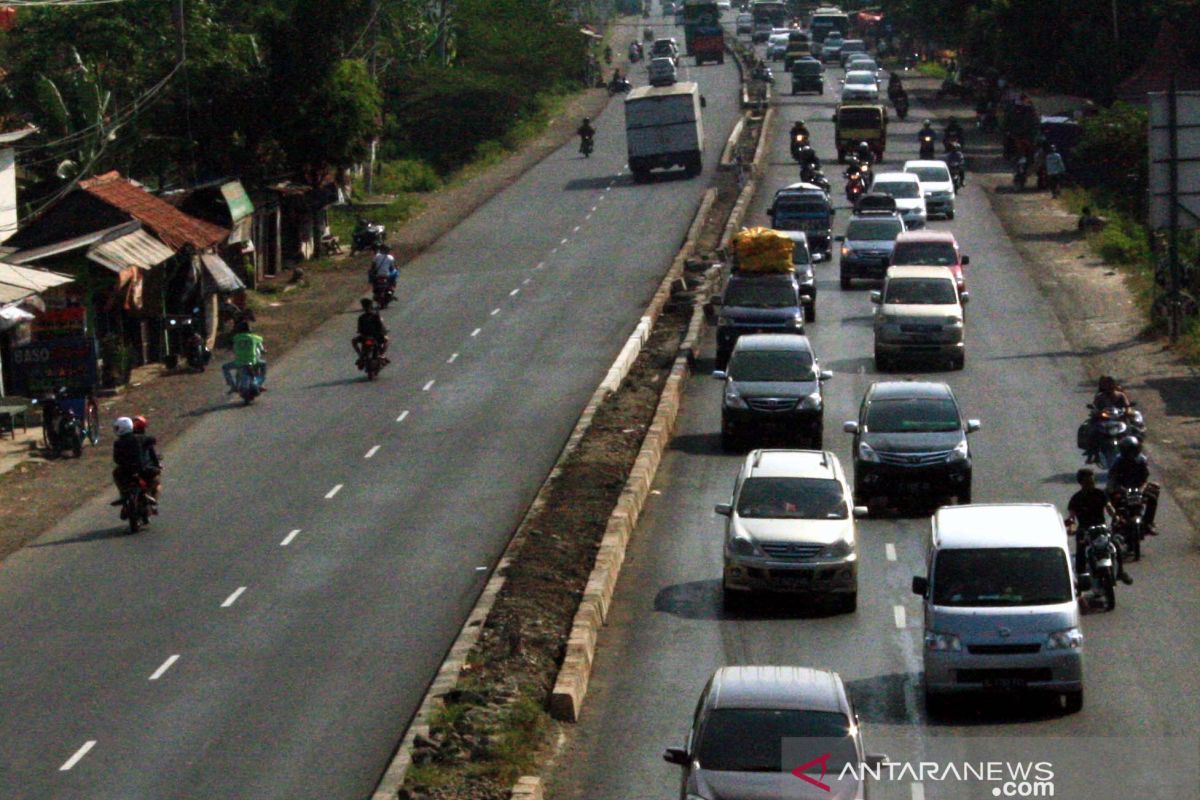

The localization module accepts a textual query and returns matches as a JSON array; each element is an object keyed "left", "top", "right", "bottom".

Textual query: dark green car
[{"left": 790, "top": 57, "right": 824, "bottom": 95}]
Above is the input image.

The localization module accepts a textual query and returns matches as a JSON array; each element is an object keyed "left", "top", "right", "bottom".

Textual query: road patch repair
[{"left": 376, "top": 53, "right": 772, "bottom": 800}]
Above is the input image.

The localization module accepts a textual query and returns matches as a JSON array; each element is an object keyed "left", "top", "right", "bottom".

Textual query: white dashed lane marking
[
  {"left": 509, "top": 288, "right": 520, "bottom": 296},
  {"left": 60, "top": 741, "right": 96, "bottom": 771},
  {"left": 148, "top": 655, "right": 179, "bottom": 681},
  {"left": 324, "top": 484, "right": 343, "bottom": 499},
  {"left": 364, "top": 445, "right": 380, "bottom": 459},
  {"left": 893, "top": 605, "right": 907, "bottom": 629},
  {"left": 886, "top": 543, "right": 897, "bottom": 562},
  {"left": 422, "top": 380, "right": 435, "bottom": 391},
  {"left": 220, "top": 587, "right": 246, "bottom": 608},
  {"left": 447, "top": 353, "right": 458, "bottom": 364},
  {"left": 470, "top": 328, "right": 481, "bottom": 337},
  {"left": 396, "top": 410, "right": 409, "bottom": 423},
  {"left": 911, "top": 782, "right": 926, "bottom": 800},
  {"left": 490, "top": 308, "right": 501, "bottom": 316},
  {"left": 280, "top": 529, "right": 301, "bottom": 546}
]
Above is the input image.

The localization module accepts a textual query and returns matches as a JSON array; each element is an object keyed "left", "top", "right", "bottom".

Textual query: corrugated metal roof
[
  {"left": 0, "top": 260, "right": 74, "bottom": 303},
  {"left": 4, "top": 221, "right": 139, "bottom": 264},
  {"left": 200, "top": 253, "right": 245, "bottom": 292},
  {"left": 79, "top": 171, "right": 228, "bottom": 250},
  {"left": 86, "top": 228, "right": 176, "bottom": 272}
]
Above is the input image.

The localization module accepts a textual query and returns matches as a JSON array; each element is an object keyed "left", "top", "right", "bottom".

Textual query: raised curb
[
  {"left": 719, "top": 105, "right": 775, "bottom": 251},
  {"left": 369, "top": 187, "right": 716, "bottom": 800},
  {"left": 512, "top": 776, "right": 543, "bottom": 800}
]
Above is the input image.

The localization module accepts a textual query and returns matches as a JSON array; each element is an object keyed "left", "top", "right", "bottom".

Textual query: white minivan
[{"left": 912, "top": 504, "right": 1088, "bottom": 715}]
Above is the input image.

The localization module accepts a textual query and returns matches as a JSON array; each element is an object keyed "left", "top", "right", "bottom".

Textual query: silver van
[{"left": 911, "top": 504, "right": 1088, "bottom": 715}]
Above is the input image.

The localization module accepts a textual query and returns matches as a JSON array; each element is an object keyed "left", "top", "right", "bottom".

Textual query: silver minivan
[{"left": 911, "top": 504, "right": 1088, "bottom": 715}]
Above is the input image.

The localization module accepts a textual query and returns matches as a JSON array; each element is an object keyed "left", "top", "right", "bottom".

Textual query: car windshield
[
  {"left": 724, "top": 281, "right": 796, "bottom": 308},
  {"left": 866, "top": 398, "right": 961, "bottom": 433},
  {"left": 873, "top": 181, "right": 920, "bottom": 199},
  {"left": 736, "top": 477, "right": 848, "bottom": 519},
  {"left": 775, "top": 199, "right": 828, "bottom": 217},
  {"left": 884, "top": 277, "right": 957, "bottom": 304},
  {"left": 845, "top": 73, "right": 874, "bottom": 85},
  {"left": 847, "top": 219, "right": 902, "bottom": 240},
  {"left": 838, "top": 108, "right": 880, "bottom": 127},
  {"left": 892, "top": 242, "right": 957, "bottom": 266},
  {"left": 696, "top": 709, "right": 855, "bottom": 773},
  {"left": 794, "top": 62, "right": 821, "bottom": 75},
  {"left": 908, "top": 166, "right": 951, "bottom": 184},
  {"left": 729, "top": 349, "right": 815, "bottom": 382},
  {"left": 932, "top": 548, "right": 1073, "bottom": 606}
]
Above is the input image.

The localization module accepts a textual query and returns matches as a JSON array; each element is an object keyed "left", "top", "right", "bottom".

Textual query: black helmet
[
  {"left": 361, "top": 298, "right": 374, "bottom": 311},
  {"left": 1118, "top": 436, "right": 1141, "bottom": 457}
]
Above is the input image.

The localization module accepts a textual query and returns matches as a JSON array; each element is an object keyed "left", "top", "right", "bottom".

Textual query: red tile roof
[{"left": 79, "top": 171, "right": 228, "bottom": 251}]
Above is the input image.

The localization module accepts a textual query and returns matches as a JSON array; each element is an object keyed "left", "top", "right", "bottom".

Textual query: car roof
[
  {"left": 744, "top": 448, "right": 842, "bottom": 481},
  {"left": 841, "top": 39, "right": 865, "bottom": 45},
  {"left": 847, "top": 215, "right": 902, "bottom": 230},
  {"left": 932, "top": 504, "right": 1066, "bottom": 550},
  {"left": 868, "top": 380, "right": 954, "bottom": 401},
  {"left": 773, "top": 229, "right": 810, "bottom": 243},
  {"left": 872, "top": 171, "right": 920, "bottom": 183},
  {"left": 710, "top": 666, "right": 846, "bottom": 713},
  {"left": 886, "top": 265, "right": 957, "bottom": 280},
  {"left": 845, "top": 70, "right": 876, "bottom": 79},
  {"left": 903, "top": 160, "right": 950, "bottom": 172},
  {"left": 895, "top": 230, "right": 957, "bottom": 244},
  {"left": 734, "top": 333, "right": 814, "bottom": 353}
]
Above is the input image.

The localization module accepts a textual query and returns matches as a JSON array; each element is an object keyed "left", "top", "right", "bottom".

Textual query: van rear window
[
  {"left": 932, "top": 548, "right": 1072, "bottom": 606},
  {"left": 838, "top": 108, "right": 879, "bottom": 127}
]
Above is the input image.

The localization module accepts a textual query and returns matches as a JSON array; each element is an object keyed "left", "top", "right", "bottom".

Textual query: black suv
[
  {"left": 713, "top": 334, "right": 832, "bottom": 450},
  {"left": 842, "top": 381, "right": 979, "bottom": 507},
  {"left": 714, "top": 272, "right": 805, "bottom": 367}
]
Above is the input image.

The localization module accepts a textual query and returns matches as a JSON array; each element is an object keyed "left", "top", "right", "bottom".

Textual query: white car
[
  {"left": 840, "top": 69, "right": 879, "bottom": 102},
  {"left": 872, "top": 266, "right": 967, "bottom": 370},
  {"left": 717, "top": 0, "right": 732, "bottom": 10},
  {"left": 717, "top": 448, "right": 864, "bottom": 611},
  {"left": 766, "top": 33, "right": 790, "bottom": 60},
  {"left": 647, "top": 56, "right": 678, "bottom": 86},
  {"left": 649, "top": 37, "right": 680, "bottom": 66},
  {"left": 846, "top": 55, "right": 882, "bottom": 77},
  {"left": 904, "top": 160, "right": 956, "bottom": 219},
  {"left": 867, "top": 171, "right": 927, "bottom": 228},
  {"left": 736, "top": 12, "right": 753, "bottom": 34}
]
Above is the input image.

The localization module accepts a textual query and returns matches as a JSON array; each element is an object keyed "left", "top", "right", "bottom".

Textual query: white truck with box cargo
[{"left": 624, "top": 82, "right": 705, "bottom": 181}]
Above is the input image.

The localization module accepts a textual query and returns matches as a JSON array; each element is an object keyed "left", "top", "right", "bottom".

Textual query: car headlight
[
  {"left": 946, "top": 439, "right": 970, "bottom": 464},
  {"left": 858, "top": 441, "right": 880, "bottom": 463},
  {"left": 729, "top": 535, "right": 761, "bottom": 557},
  {"left": 724, "top": 385, "right": 748, "bottom": 409},
  {"left": 718, "top": 315, "right": 734, "bottom": 327},
  {"left": 799, "top": 391, "right": 822, "bottom": 411},
  {"left": 841, "top": 246, "right": 852, "bottom": 258},
  {"left": 925, "top": 631, "right": 962, "bottom": 652},
  {"left": 1047, "top": 627, "right": 1084, "bottom": 650},
  {"left": 944, "top": 316, "right": 963, "bottom": 326},
  {"left": 786, "top": 314, "right": 805, "bottom": 328},
  {"left": 819, "top": 539, "right": 854, "bottom": 558}
]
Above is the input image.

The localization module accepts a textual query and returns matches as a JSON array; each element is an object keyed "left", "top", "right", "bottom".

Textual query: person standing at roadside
[{"left": 1044, "top": 145, "right": 1066, "bottom": 197}]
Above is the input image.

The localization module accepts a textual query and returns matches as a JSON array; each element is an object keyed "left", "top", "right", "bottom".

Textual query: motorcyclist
[
  {"left": 946, "top": 142, "right": 966, "bottom": 185},
  {"left": 887, "top": 72, "right": 905, "bottom": 100},
  {"left": 369, "top": 244, "right": 398, "bottom": 290},
  {"left": 1065, "top": 467, "right": 1131, "bottom": 583},
  {"left": 918, "top": 119, "right": 936, "bottom": 156},
  {"left": 112, "top": 416, "right": 154, "bottom": 515},
  {"left": 1092, "top": 375, "right": 1131, "bottom": 412},
  {"left": 797, "top": 145, "right": 820, "bottom": 179},
  {"left": 790, "top": 120, "right": 810, "bottom": 146},
  {"left": 222, "top": 319, "right": 267, "bottom": 394},
  {"left": 131, "top": 415, "right": 162, "bottom": 508},
  {"left": 854, "top": 140, "right": 875, "bottom": 167},
  {"left": 578, "top": 117, "right": 596, "bottom": 151},
  {"left": 1106, "top": 436, "right": 1159, "bottom": 534},
  {"left": 943, "top": 117, "right": 964, "bottom": 149},
  {"left": 353, "top": 297, "right": 390, "bottom": 368},
  {"left": 608, "top": 69, "right": 628, "bottom": 92}
]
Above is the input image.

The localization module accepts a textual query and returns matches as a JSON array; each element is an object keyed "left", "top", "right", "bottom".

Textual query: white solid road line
[
  {"left": 911, "top": 782, "right": 926, "bottom": 800},
  {"left": 59, "top": 741, "right": 96, "bottom": 771},
  {"left": 280, "top": 528, "right": 301, "bottom": 546},
  {"left": 364, "top": 445, "right": 380, "bottom": 459},
  {"left": 893, "top": 605, "right": 907, "bottom": 629},
  {"left": 324, "top": 484, "right": 343, "bottom": 500},
  {"left": 220, "top": 587, "right": 247, "bottom": 608},
  {"left": 148, "top": 654, "right": 180, "bottom": 680},
  {"left": 422, "top": 380, "right": 435, "bottom": 391},
  {"left": 396, "top": 410, "right": 409, "bottom": 422},
  {"left": 886, "top": 543, "right": 897, "bottom": 561},
  {"left": 470, "top": 328, "right": 481, "bottom": 337}
]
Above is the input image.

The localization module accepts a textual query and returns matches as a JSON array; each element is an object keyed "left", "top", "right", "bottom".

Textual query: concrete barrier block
[{"left": 512, "top": 776, "right": 543, "bottom": 800}]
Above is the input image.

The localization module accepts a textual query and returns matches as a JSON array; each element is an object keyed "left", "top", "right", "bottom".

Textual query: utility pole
[
  {"left": 1167, "top": 74, "right": 1181, "bottom": 342},
  {"left": 365, "top": 0, "right": 380, "bottom": 196}
]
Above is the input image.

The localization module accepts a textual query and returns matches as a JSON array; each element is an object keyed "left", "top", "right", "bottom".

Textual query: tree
[{"left": 281, "top": 59, "right": 381, "bottom": 186}]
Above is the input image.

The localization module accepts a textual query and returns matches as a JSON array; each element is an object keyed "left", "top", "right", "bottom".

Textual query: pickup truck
[{"left": 625, "top": 82, "right": 705, "bottom": 181}]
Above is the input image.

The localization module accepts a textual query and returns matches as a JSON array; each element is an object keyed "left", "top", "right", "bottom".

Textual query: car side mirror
[
  {"left": 912, "top": 576, "right": 928, "bottom": 597},
  {"left": 866, "top": 753, "right": 888, "bottom": 768},
  {"left": 701, "top": 96, "right": 707, "bottom": 108},
  {"left": 1086, "top": 403, "right": 1095, "bottom": 410},
  {"left": 663, "top": 747, "right": 690, "bottom": 766},
  {"left": 819, "top": 370, "right": 833, "bottom": 381},
  {"left": 767, "top": 206, "right": 776, "bottom": 217},
  {"left": 870, "top": 290, "right": 882, "bottom": 304},
  {"left": 966, "top": 419, "right": 981, "bottom": 433},
  {"left": 961, "top": 255, "right": 970, "bottom": 265},
  {"left": 715, "top": 502, "right": 733, "bottom": 516},
  {"left": 712, "top": 370, "right": 728, "bottom": 380},
  {"left": 842, "top": 421, "right": 859, "bottom": 434},
  {"left": 1076, "top": 574, "right": 1093, "bottom": 593},
  {"left": 853, "top": 505, "right": 869, "bottom": 518},
  {"left": 960, "top": 291, "right": 970, "bottom": 304}
]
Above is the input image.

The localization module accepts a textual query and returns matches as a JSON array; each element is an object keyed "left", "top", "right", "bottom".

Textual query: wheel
[
  {"left": 924, "top": 691, "right": 948, "bottom": 717},
  {"left": 631, "top": 167, "right": 650, "bottom": 183},
  {"left": 837, "top": 592, "right": 857, "bottom": 613},
  {"left": 72, "top": 437, "right": 82, "bottom": 458},
  {"left": 946, "top": 209, "right": 955, "bottom": 220},
  {"left": 1129, "top": 529, "right": 1141, "bottom": 561},
  {"left": 953, "top": 352, "right": 965, "bottom": 370},
  {"left": 1100, "top": 571, "right": 1116, "bottom": 610},
  {"left": 957, "top": 486, "right": 972, "bottom": 504},
  {"left": 128, "top": 503, "right": 140, "bottom": 535},
  {"left": 804, "top": 303, "right": 815, "bottom": 323},
  {"left": 840, "top": 274, "right": 851, "bottom": 290},
  {"left": 722, "top": 583, "right": 748, "bottom": 611},
  {"left": 721, "top": 429, "right": 740, "bottom": 452},
  {"left": 1062, "top": 690, "right": 1084, "bottom": 714},
  {"left": 837, "top": 150, "right": 846, "bottom": 164},
  {"left": 874, "top": 353, "right": 889, "bottom": 372},
  {"left": 86, "top": 400, "right": 100, "bottom": 444},
  {"left": 717, "top": 53, "right": 724, "bottom": 64}
]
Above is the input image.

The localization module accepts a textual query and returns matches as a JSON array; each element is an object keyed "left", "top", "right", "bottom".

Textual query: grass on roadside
[{"left": 917, "top": 61, "right": 948, "bottom": 80}]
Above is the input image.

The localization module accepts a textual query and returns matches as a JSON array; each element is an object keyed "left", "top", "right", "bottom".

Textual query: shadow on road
[
  {"left": 29, "top": 525, "right": 137, "bottom": 548},
  {"left": 844, "top": 673, "right": 916, "bottom": 725},
  {"left": 655, "top": 579, "right": 850, "bottom": 621},
  {"left": 668, "top": 432, "right": 725, "bottom": 456},
  {"left": 824, "top": 356, "right": 875, "bottom": 374},
  {"left": 563, "top": 174, "right": 638, "bottom": 191},
  {"left": 1141, "top": 375, "right": 1200, "bottom": 422},
  {"left": 304, "top": 376, "right": 366, "bottom": 389}
]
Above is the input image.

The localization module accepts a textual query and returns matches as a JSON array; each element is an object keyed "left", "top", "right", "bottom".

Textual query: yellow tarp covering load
[{"left": 732, "top": 227, "right": 794, "bottom": 273}]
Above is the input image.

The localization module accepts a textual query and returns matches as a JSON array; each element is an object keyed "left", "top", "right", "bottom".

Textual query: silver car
[{"left": 664, "top": 666, "right": 885, "bottom": 800}]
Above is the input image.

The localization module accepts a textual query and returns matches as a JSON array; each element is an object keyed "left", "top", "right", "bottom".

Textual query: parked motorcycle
[
  {"left": 918, "top": 131, "right": 936, "bottom": 160},
  {"left": 1113, "top": 487, "right": 1147, "bottom": 562},
  {"left": 166, "top": 309, "right": 211, "bottom": 371},
  {"left": 372, "top": 275, "right": 395, "bottom": 309},
  {"left": 1079, "top": 403, "right": 1145, "bottom": 469},
  {"left": 33, "top": 389, "right": 84, "bottom": 458},
  {"left": 359, "top": 337, "right": 387, "bottom": 380},
  {"left": 628, "top": 41, "right": 643, "bottom": 63},
  {"left": 1081, "top": 524, "right": 1119, "bottom": 611},
  {"left": 351, "top": 219, "right": 387, "bottom": 255}
]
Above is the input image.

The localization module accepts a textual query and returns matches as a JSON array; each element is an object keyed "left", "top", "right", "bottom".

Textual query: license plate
[
  {"left": 909, "top": 334, "right": 936, "bottom": 343},
  {"left": 773, "top": 573, "right": 812, "bottom": 587},
  {"left": 983, "top": 678, "right": 1026, "bottom": 690}
]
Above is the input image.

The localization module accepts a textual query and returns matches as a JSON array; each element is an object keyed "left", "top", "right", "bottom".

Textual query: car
[
  {"left": 789, "top": 56, "right": 824, "bottom": 94},
  {"left": 736, "top": 12, "right": 753, "bottom": 33},
  {"left": 716, "top": 450, "right": 862, "bottom": 607},
  {"left": 768, "top": 183, "right": 835, "bottom": 261},
  {"left": 713, "top": 335, "right": 832, "bottom": 448},
  {"left": 840, "top": 69, "right": 879, "bottom": 102},
  {"left": 852, "top": 191, "right": 899, "bottom": 217},
  {"left": 820, "top": 35, "right": 844, "bottom": 62},
  {"left": 647, "top": 56, "right": 678, "bottom": 86},
  {"left": 911, "top": 505, "right": 1085, "bottom": 715},
  {"left": 891, "top": 230, "right": 969, "bottom": 291},
  {"left": 717, "top": 0, "right": 732, "bottom": 10},
  {"left": 775, "top": 229, "right": 817, "bottom": 319},
  {"left": 714, "top": 272, "right": 806, "bottom": 367},
  {"left": 765, "top": 33, "right": 790, "bottom": 59},
  {"left": 838, "top": 39, "right": 868, "bottom": 67},
  {"left": 866, "top": 171, "right": 926, "bottom": 228},
  {"left": 902, "top": 159, "right": 956, "bottom": 219},
  {"left": 871, "top": 265, "right": 968, "bottom": 370},
  {"left": 842, "top": 380, "right": 979, "bottom": 507},
  {"left": 836, "top": 214, "right": 906, "bottom": 288},
  {"left": 663, "top": 666, "right": 885, "bottom": 796},
  {"left": 846, "top": 55, "right": 881, "bottom": 77},
  {"left": 650, "top": 37, "right": 679, "bottom": 65},
  {"left": 662, "top": 1, "right": 676, "bottom": 13}
]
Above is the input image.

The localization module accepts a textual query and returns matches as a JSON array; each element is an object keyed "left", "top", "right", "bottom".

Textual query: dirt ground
[{"left": 0, "top": 85, "right": 617, "bottom": 563}]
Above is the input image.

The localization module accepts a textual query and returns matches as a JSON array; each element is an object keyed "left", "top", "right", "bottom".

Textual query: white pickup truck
[{"left": 624, "top": 82, "right": 705, "bottom": 181}]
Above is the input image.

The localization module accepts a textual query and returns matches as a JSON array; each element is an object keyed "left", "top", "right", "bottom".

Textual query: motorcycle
[
  {"left": 236, "top": 365, "right": 264, "bottom": 405},
  {"left": 359, "top": 337, "right": 387, "bottom": 380},
  {"left": 1079, "top": 403, "right": 1144, "bottom": 469},
  {"left": 33, "top": 389, "right": 84, "bottom": 458},
  {"left": 1081, "top": 524, "right": 1119, "bottom": 611},
  {"left": 1112, "top": 487, "right": 1147, "bottom": 562},
  {"left": 166, "top": 309, "right": 211, "bottom": 371},
  {"left": 893, "top": 93, "right": 909, "bottom": 120},
  {"left": 608, "top": 77, "right": 632, "bottom": 96},
  {"left": 845, "top": 170, "right": 866, "bottom": 203},
  {"left": 116, "top": 475, "right": 152, "bottom": 534},
  {"left": 580, "top": 135, "right": 594, "bottom": 158},
  {"left": 789, "top": 132, "right": 810, "bottom": 161},
  {"left": 373, "top": 275, "right": 395, "bottom": 309},
  {"left": 1013, "top": 157, "right": 1029, "bottom": 190},
  {"left": 943, "top": 130, "right": 963, "bottom": 152},
  {"left": 629, "top": 42, "right": 643, "bottom": 63},
  {"left": 918, "top": 131, "right": 936, "bottom": 160},
  {"left": 351, "top": 219, "right": 387, "bottom": 255},
  {"left": 949, "top": 162, "right": 966, "bottom": 190}
]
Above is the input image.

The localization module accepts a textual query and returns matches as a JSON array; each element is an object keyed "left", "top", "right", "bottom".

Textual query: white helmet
[{"left": 113, "top": 416, "right": 134, "bottom": 436}]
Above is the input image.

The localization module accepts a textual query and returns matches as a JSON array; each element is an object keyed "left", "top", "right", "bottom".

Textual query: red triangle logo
[{"left": 791, "top": 752, "right": 832, "bottom": 792}]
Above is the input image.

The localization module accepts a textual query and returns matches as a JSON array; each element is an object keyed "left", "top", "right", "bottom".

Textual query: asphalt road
[
  {"left": 0, "top": 14, "right": 742, "bottom": 800},
  {"left": 547, "top": 45, "right": 1200, "bottom": 800}
]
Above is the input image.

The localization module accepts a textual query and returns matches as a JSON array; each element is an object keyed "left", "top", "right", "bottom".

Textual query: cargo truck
[
  {"left": 624, "top": 82, "right": 705, "bottom": 181},
  {"left": 682, "top": 0, "right": 725, "bottom": 64}
]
